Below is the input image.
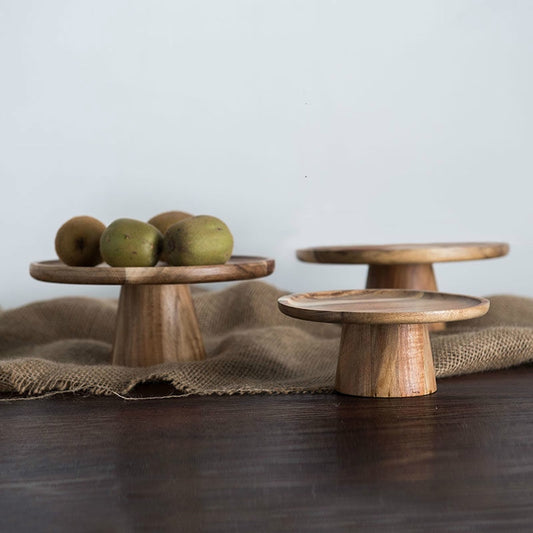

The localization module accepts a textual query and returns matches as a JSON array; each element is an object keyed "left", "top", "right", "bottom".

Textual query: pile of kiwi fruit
[{"left": 54, "top": 211, "right": 234, "bottom": 268}]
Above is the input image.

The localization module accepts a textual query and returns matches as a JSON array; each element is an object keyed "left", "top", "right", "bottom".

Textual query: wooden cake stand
[
  {"left": 30, "top": 256, "right": 275, "bottom": 367},
  {"left": 278, "top": 289, "right": 489, "bottom": 398}
]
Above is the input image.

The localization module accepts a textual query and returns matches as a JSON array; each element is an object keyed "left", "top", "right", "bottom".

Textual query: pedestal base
[
  {"left": 112, "top": 284, "right": 205, "bottom": 367},
  {"left": 335, "top": 323, "right": 437, "bottom": 397}
]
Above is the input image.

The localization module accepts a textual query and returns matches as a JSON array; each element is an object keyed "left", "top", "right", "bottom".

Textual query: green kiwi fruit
[
  {"left": 100, "top": 218, "right": 163, "bottom": 267},
  {"left": 164, "top": 215, "right": 234, "bottom": 266}
]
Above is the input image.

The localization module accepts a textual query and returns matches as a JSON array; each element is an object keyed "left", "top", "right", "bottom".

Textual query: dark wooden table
[{"left": 1, "top": 366, "right": 533, "bottom": 532}]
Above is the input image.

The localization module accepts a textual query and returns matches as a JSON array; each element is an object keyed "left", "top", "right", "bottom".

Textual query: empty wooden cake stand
[
  {"left": 297, "top": 242, "right": 509, "bottom": 291},
  {"left": 278, "top": 289, "right": 489, "bottom": 398},
  {"left": 30, "top": 256, "right": 275, "bottom": 367}
]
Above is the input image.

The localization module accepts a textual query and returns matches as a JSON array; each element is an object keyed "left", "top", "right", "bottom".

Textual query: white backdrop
[{"left": 1, "top": 0, "right": 532, "bottom": 309}]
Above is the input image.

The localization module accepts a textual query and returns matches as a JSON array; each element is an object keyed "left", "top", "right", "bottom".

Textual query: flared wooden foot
[{"left": 112, "top": 283, "right": 205, "bottom": 367}]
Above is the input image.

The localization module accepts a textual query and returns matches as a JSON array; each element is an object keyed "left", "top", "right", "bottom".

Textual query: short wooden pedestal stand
[
  {"left": 278, "top": 289, "right": 489, "bottom": 398},
  {"left": 30, "top": 256, "right": 275, "bottom": 367}
]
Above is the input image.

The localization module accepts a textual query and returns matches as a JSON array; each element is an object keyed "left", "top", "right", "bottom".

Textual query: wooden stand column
[
  {"left": 335, "top": 323, "right": 436, "bottom": 398},
  {"left": 112, "top": 284, "right": 205, "bottom": 367},
  {"left": 366, "top": 263, "right": 437, "bottom": 291}
]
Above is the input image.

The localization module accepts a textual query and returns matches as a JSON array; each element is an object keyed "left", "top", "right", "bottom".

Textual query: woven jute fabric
[{"left": 1, "top": 281, "right": 532, "bottom": 397}]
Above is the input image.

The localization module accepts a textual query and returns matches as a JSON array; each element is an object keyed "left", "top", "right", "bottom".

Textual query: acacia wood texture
[
  {"left": 297, "top": 242, "right": 510, "bottom": 265},
  {"left": 278, "top": 289, "right": 490, "bottom": 325},
  {"left": 29, "top": 256, "right": 275, "bottom": 285},
  {"left": 336, "top": 323, "right": 436, "bottom": 397},
  {"left": 112, "top": 283, "right": 205, "bottom": 366},
  {"left": 2, "top": 366, "right": 533, "bottom": 531}
]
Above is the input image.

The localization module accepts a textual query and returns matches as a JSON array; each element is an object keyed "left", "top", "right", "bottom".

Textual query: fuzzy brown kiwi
[
  {"left": 54, "top": 216, "right": 106, "bottom": 266},
  {"left": 148, "top": 211, "right": 193, "bottom": 234}
]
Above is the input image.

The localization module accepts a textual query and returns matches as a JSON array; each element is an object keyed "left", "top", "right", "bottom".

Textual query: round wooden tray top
[
  {"left": 296, "top": 242, "right": 509, "bottom": 265},
  {"left": 30, "top": 256, "right": 275, "bottom": 285},
  {"left": 278, "top": 289, "right": 490, "bottom": 325}
]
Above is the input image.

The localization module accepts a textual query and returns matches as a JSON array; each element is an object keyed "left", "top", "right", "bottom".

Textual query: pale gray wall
[{"left": 1, "top": 0, "right": 532, "bottom": 309}]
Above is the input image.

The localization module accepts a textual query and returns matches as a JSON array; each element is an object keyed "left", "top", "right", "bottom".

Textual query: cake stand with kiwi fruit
[{"left": 30, "top": 257, "right": 275, "bottom": 367}]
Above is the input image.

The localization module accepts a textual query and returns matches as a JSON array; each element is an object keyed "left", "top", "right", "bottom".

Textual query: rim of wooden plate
[
  {"left": 30, "top": 256, "right": 275, "bottom": 285},
  {"left": 278, "top": 289, "right": 490, "bottom": 325},
  {"left": 296, "top": 242, "right": 509, "bottom": 265}
]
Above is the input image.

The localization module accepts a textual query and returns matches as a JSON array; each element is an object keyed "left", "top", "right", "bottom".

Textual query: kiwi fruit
[
  {"left": 148, "top": 211, "right": 193, "bottom": 234},
  {"left": 164, "top": 215, "right": 234, "bottom": 266},
  {"left": 148, "top": 211, "right": 193, "bottom": 263},
  {"left": 100, "top": 218, "right": 163, "bottom": 267},
  {"left": 55, "top": 215, "right": 106, "bottom": 266}
]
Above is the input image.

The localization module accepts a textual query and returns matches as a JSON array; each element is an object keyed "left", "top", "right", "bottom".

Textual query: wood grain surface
[
  {"left": 278, "top": 289, "right": 490, "bottom": 325},
  {"left": 1, "top": 366, "right": 533, "bottom": 531},
  {"left": 30, "top": 256, "right": 275, "bottom": 285},
  {"left": 336, "top": 323, "right": 436, "bottom": 397},
  {"left": 297, "top": 242, "right": 509, "bottom": 265}
]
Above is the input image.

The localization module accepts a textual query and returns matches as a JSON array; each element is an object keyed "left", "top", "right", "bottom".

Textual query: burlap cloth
[{"left": 1, "top": 281, "right": 533, "bottom": 397}]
